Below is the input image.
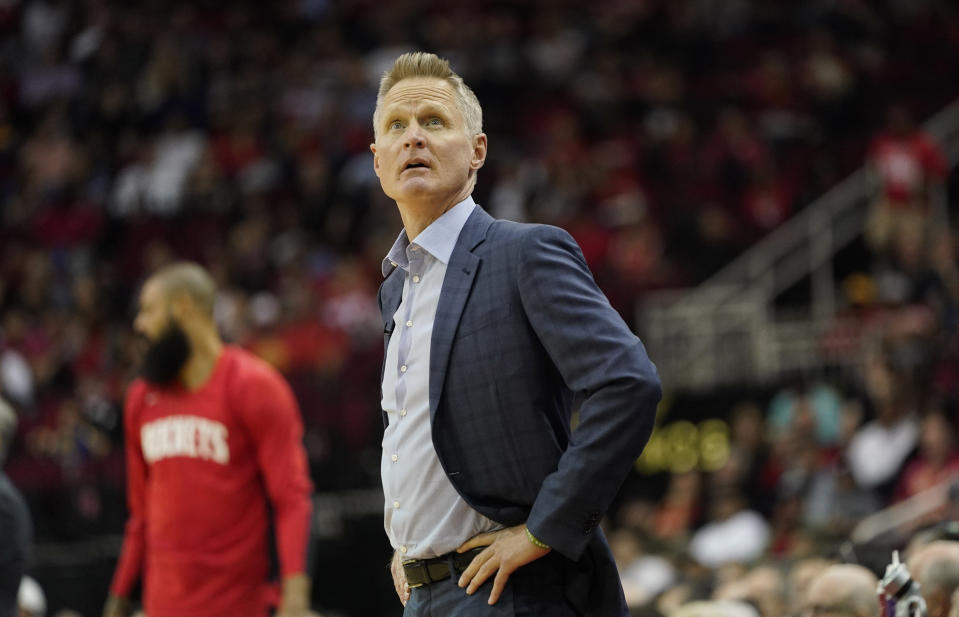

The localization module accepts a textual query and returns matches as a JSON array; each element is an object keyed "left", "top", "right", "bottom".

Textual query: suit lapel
[
  {"left": 379, "top": 266, "right": 404, "bottom": 344},
  {"left": 429, "top": 207, "right": 493, "bottom": 423},
  {"left": 378, "top": 267, "right": 404, "bottom": 428}
]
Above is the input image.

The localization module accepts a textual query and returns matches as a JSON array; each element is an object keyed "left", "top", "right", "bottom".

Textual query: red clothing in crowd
[
  {"left": 894, "top": 454, "right": 959, "bottom": 503},
  {"left": 868, "top": 132, "right": 947, "bottom": 205},
  {"left": 109, "top": 346, "right": 313, "bottom": 617}
]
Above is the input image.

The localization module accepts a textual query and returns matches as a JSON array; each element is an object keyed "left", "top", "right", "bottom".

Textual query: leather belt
[{"left": 403, "top": 547, "right": 485, "bottom": 588}]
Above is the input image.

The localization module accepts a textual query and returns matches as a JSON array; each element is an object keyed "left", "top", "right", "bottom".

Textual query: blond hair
[
  {"left": 150, "top": 261, "right": 217, "bottom": 318},
  {"left": 373, "top": 52, "right": 483, "bottom": 138}
]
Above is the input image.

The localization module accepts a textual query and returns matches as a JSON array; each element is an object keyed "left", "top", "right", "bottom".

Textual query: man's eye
[
  {"left": 389, "top": 120, "right": 403, "bottom": 130},
  {"left": 427, "top": 117, "right": 443, "bottom": 126}
]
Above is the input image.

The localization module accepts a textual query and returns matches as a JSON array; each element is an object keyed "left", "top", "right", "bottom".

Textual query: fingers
[
  {"left": 465, "top": 552, "right": 500, "bottom": 595},
  {"left": 466, "top": 559, "right": 509, "bottom": 595},
  {"left": 461, "top": 549, "right": 515, "bottom": 604},
  {"left": 394, "top": 576, "right": 410, "bottom": 606},
  {"left": 457, "top": 531, "right": 495, "bottom": 553},
  {"left": 395, "top": 578, "right": 409, "bottom": 605},
  {"left": 488, "top": 567, "right": 511, "bottom": 605},
  {"left": 457, "top": 546, "right": 490, "bottom": 588},
  {"left": 390, "top": 556, "right": 410, "bottom": 606},
  {"left": 392, "top": 574, "right": 408, "bottom": 605},
  {"left": 458, "top": 524, "right": 550, "bottom": 604}
]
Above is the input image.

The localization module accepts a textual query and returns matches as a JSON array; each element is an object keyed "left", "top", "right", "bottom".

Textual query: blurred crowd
[
  {"left": 610, "top": 94, "right": 959, "bottom": 614},
  {"left": 1, "top": 0, "right": 959, "bottom": 615},
  {"left": 608, "top": 88, "right": 959, "bottom": 615},
  {"left": 609, "top": 333, "right": 959, "bottom": 614}
]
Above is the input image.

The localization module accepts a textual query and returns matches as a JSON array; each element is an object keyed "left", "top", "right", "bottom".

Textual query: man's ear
[
  {"left": 168, "top": 292, "right": 193, "bottom": 321},
  {"left": 470, "top": 133, "right": 487, "bottom": 171},
  {"left": 371, "top": 143, "right": 381, "bottom": 178}
]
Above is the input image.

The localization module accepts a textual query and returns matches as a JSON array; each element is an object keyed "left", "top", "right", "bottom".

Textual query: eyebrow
[{"left": 382, "top": 101, "right": 453, "bottom": 122}]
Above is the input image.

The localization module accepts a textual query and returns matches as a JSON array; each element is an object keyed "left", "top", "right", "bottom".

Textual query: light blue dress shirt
[{"left": 380, "top": 196, "right": 500, "bottom": 559}]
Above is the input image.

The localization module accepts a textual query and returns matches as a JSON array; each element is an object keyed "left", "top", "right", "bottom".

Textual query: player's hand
[
  {"left": 390, "top": 549, "right": 411, "bottom": 606},
  {"left": 456, "top": 524, "right": 551, "bottom": 605},
  {"left": 275, "top": 609, "right": 322, "bottom": 617},
  {"left": 102, "top": 595, "right": 133, "bottom": 617},
  {"left": 276, "top": 574, "right": 323, "bottom": 617}
]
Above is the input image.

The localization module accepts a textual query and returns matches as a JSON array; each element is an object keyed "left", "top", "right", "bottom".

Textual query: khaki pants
[{"left": 864, "top": 198, "right": 928, "bottom": 256}]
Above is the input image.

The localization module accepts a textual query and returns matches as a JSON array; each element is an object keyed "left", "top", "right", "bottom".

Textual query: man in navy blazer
[{"left": 373, "top": 52, "right": 661, "bottom": 617}]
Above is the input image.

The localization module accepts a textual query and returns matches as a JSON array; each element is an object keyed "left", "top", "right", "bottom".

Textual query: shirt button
[
  {"left": 393, "top": 501, "right": 400, "bottom": 509},
  {"left": 412, "top": 275, "right": 420, "bottom": 283},
  {"left": 406, "top": 320, "right": 413, "bottom": 327},
  {"left": 391, "top": 454, "right": 398, "bottom": 462},
  {"left": 400, "top": 365, "right": 408, "bottom": 373},
  {"left": 400, "top": 545, "right": 408, "bottom": 554},
  {"left": 400, "top": 409, "right": 407, "bottom": 416}
]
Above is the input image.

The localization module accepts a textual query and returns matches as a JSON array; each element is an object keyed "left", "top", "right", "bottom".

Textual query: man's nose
[{"left": 403, "top": 124, "right": 426, "bottom": 149}]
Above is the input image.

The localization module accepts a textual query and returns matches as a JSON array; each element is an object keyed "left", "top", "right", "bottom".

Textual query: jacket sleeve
[
  {"left": 518, "top": 225, "right": 662, "bottom": 561},
  {"left": 236, "top": 364, "right": 314, "bottom": 579},
  {"left": 110, "top": 384, "right": 148, "bottom": 598}
]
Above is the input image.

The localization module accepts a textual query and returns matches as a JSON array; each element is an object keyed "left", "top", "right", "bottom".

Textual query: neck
[
  {"left": 397, "top": 187, "right": 472, "bottom": 242},
  {"left": 180, "top": 329, "right": 223, "bottom": 391},
  {"left": 400, "top": 208, "right": 444, "bottom": 243}
]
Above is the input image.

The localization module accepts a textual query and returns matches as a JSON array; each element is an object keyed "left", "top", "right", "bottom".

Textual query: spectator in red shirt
[
  {"left": 102, "top": 263, "right": 319, "bottom": 617},
  {"left": 866, "top": 104, "right": 948, "bottom": 256}
]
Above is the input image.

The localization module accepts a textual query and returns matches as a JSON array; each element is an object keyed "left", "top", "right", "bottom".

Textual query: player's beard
[{"left": 140, "top": 319, "right": 191, "bottom": 386}]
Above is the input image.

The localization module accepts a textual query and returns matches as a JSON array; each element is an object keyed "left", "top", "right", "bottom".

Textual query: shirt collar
[{"left": 381, "top": 196, "right": 477, "bottom": 277}]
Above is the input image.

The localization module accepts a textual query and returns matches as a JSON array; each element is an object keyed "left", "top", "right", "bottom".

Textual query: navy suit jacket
[{"left": 378, "top": 206, "right": 661, "bottom": 616}]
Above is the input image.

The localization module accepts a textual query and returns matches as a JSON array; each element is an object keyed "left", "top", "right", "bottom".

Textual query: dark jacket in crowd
[{"left": 0, "top": 472, "right": 31, "bottom": 617}]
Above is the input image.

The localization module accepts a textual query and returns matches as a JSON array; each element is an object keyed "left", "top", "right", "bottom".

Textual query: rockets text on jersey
[{"left": 140, "top": 415, "right": 230, "bottom": 465}]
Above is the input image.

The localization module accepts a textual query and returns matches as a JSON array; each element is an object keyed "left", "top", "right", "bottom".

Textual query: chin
[{"left": 393, "top": 180, "right": 441, "bottom": 201}]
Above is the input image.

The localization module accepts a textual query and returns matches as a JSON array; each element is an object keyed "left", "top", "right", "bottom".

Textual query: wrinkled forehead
[{"left": 380, "top": 77, "right": 459, "bottom": 115}]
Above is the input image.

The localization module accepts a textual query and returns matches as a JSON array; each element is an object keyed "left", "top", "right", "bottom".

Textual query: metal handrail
[
  {"left": 640, "top": 96, "right": 959, "bottom": 389},
  {"left": 671, "top": 95, "right": 959, "bottom": 312}
]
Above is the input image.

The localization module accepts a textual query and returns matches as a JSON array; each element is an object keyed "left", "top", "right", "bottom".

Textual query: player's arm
[
  {"left": 104, "top": 385, "right": 148, "bottom": 617},
  {"left": 517, "top": 225, "right": 661, "bottom": 559},
  {"left": 238, "top": 366, "right": 314, "bottom": 614},
  {"left": 458, "top": 226, "right": 661, "bottom": 605}
]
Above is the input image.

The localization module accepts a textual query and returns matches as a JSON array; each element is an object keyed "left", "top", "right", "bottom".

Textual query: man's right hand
[
  {"left": 102, "top": 594, "right": 133, "bottom": 617},
  {"left": 390, "top": 550, "right": 411, "bottom": 606}
]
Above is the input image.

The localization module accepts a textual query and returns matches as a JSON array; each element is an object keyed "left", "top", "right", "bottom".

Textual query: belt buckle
[{"left": 403, "top": 559, "right": 427, "bottom": 588}]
